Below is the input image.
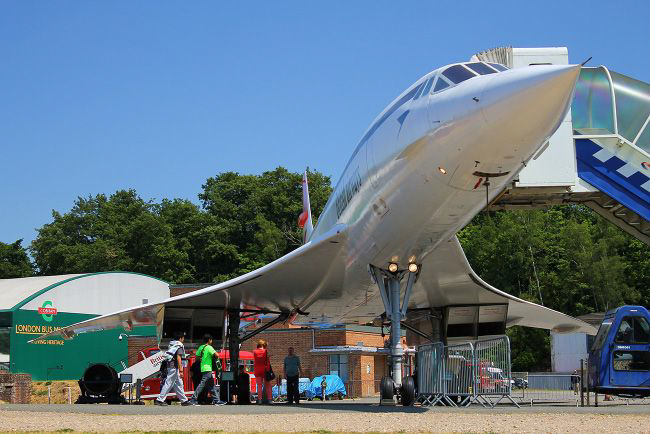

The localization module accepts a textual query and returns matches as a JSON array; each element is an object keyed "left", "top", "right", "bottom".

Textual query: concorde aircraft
[{"left": 34, "top": 60, "right": 594, "bottom": 403}]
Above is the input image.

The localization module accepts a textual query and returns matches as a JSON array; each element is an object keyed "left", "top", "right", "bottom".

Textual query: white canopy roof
[{"left": 0, "top": 274, "right": 82, "bottom": 311}]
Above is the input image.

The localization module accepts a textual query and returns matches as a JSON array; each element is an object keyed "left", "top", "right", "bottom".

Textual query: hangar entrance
[{"left": 161, "top": 307, "right": 224, "bottom": 350}]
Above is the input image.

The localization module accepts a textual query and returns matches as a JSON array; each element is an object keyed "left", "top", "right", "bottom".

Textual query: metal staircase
[{"left": 494, "top": 187, "right": 650, "bottom": 244}]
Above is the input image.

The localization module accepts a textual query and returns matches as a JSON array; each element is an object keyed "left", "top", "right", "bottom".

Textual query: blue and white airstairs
[{"left": 474, "top": 47, "right": 650, "bottom": 244}]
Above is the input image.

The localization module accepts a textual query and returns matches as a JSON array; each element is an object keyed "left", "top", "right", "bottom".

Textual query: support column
[
  {"left": 389, "top": 277, "right": 403, "bottom": 387},
  {"left": 430, "top": 308, "right": 444, "bottom": 344},
  {"left": 228, "top": 310, "right": 241, "bottom": 374},
  {"left": 226, "top": 310, "right": 242, "bottom": 404}
]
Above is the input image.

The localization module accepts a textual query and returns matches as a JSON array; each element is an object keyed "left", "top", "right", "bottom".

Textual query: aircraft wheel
[
  {"left": 401, "top": 376, "right": 416, "bottom": 406},
  {"left": 380, "top": 376, "right": 394, "bottom": 401}
]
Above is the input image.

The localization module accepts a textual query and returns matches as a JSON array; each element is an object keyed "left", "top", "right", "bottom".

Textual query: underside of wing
[
  {"left": 409, "top": 236, "right": 597, "bottom": 335},
  {"left": 31, "top": 225, "right": 348, "bottom": 342}
]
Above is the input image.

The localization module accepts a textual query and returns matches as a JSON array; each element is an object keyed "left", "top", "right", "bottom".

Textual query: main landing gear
[{"left": 369, "top": 263, "right": 419, "bottom": 406}]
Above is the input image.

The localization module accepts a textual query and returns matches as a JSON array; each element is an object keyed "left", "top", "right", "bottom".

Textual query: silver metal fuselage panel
[{"left": 303, "top": 64, "right": 581, "bottom": 324}]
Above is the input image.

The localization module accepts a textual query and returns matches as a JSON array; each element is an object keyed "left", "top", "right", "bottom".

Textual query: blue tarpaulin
[
  {"left": 305, "top": 375, "right": 346, "bottom": 398},
  {"left": 272, "top": 378, "right": 311, "bottom": 398}
]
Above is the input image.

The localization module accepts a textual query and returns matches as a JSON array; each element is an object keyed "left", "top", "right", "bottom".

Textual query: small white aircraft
[{"left": 35, "top": 60, "right": 593, "bottom": 403}]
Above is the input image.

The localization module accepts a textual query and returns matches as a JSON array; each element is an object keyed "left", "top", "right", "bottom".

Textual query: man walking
[
  {"left": 155, "top": 331, "right": 193, "bottom": 406},
  {"left": 189, "top": 334, "right": 226, "bottom": 405},
  {"left": 283, "top": 347, "right": 302, "bottom": 404},
  {"left": 572, "top": 369, "right": 580, "bottom": 395}
]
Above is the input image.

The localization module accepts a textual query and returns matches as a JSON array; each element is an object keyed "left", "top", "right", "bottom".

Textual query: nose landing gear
[
  {"left": 379, "top": 373, "right": 416, "bottom": 406},
  {"left": 370, "top": 264, "right": 419, "bottom": 406}
]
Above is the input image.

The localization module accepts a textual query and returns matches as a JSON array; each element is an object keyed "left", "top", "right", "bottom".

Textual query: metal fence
[
  {"left": 417, "top": 336, "right": 518, "bottom": 408},
  {"left": 510, "top": 372, "right": 581, "bottom": 405},
  {"left": 416, "top": 342, "right": 445, "bottom": 403},
  {"left": 473, "top": 337, "right": 514, "bottom": 406}
]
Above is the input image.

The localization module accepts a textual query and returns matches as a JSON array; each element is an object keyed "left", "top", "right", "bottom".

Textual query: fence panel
[
  {"left": 416, "top": 342, "right": 445, "bottom": 405},
  {"left": 417, "top": 337, "right": 518, "bottom": 408},
  {"left": 472, "top": 336, "right": 518, "bottom": 407},
  {"left": 444, "top": 342, "right": 475, "bottom": 406},
  {"left": 516, "top": 374, "right": 580, "bottom": 404}
]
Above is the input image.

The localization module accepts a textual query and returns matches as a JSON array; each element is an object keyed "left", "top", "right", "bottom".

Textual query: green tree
[
  {"left": 459, "top": 205, "right": 650, "bottom": 371},
  {"left": 30, "top": 190, "right": 194, "bottom": 282},
  {"left": 508, "top": 326, "right": 551, "bottom": 372},
  {"left": 29, "top": 167, "right": 332, "bottom": 284},
  {"left": 0, "top": 240, "right": 34, "bottom": 278},
  {"left": 198, "top": 167, "right": 331, "bottom": 280}
]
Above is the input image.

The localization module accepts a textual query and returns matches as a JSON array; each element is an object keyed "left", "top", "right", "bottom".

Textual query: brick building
[{"left": 239, "top": 324, "right": 408, "bottom": 398}]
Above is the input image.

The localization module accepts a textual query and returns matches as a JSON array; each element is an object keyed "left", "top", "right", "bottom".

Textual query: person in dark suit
[{"left": 236, "top": 365, "right": 251, "bottom": 404}]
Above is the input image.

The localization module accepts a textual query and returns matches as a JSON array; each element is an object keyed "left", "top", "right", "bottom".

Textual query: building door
[{"left": 0, "top": 326, "right": 9, "bottom": 371}]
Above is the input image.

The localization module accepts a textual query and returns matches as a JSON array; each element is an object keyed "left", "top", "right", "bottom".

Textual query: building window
[{"left": 329, "top": 354, "right": 348, "bottom": 382}]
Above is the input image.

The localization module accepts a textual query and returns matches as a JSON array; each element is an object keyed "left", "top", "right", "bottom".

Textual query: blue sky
[{"left": 1, "top": 1, "right": 649, "bottom": 246}]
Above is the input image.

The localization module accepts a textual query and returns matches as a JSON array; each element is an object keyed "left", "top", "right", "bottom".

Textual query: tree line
[
  {"left": 1, "top": 167, "right": 648, "bottom": 370},
  {"left": 458, "top": 208, "right": 649, "bottom": 370},
  {"left": 3, "top": 167, "right": 332, "bottom": 283}
]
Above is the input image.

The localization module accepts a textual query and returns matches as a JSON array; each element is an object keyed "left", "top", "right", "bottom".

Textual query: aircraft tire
[
  {"left": 380, "top": 376, "right": 394, "bottom": 401},
  {"left": 379, "top": 377, "right": 395, "bottom": 399},
  {"left": 401, "top": 376, "right": 416, "bottom": 406}
]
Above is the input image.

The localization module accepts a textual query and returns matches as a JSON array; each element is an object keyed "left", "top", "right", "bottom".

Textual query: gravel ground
[{"left": 1, "top": 407, "right": 650, "bottom": 433}]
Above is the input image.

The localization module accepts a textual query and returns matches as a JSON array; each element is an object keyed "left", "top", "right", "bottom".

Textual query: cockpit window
[
  {"left": 414, "top": 77, "right": 434, "bottom": 99},
  {"left": 442, "top": 65, "right": 476, "bottom": 84},
  {"left": 466, "top": 62, "right": 498, "bottom": 75},
  {"left": 412, "top": 81, "right": 426, "bottom": 100},
  {"left": 422, "top": 77, "right": 434, "bottom": 95},
  {"left": 489, "top": 63, "right": 508, "bottom": 72},
  {"left": 433, "top": 77, "right": 450, "bottom": 93}
]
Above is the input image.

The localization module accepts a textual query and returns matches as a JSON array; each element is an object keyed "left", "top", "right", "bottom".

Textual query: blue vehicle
[{"left": 589, "top": 306, "right": 650, "bottom": 397}]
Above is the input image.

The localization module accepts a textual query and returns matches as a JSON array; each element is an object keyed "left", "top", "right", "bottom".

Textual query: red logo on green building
[{"left": 38, "top": 301, "right": 57, "bottom": 322}]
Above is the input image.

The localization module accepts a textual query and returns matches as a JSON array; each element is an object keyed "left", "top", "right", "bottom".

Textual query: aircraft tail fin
[{"left": 298, "top": 169, "right": 314, "bottom": 243}]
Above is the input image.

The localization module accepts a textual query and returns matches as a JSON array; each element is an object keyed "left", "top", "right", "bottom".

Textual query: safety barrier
[
  {"left": 417, "top": 336, "right": 519, "bottom": 408},
  {"left": 511, "top": 373, "right": 581, "bottom": 405},
  {"left": 416, "top": 342, "right": 443, "bottom": 395},
  {"left": 472, "top": 337, "right": 516, "bottom": 406}
]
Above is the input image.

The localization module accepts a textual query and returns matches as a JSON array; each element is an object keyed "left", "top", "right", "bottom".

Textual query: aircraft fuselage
[{"left": 307, "top": 62, "right": 580, "bottom": 323}]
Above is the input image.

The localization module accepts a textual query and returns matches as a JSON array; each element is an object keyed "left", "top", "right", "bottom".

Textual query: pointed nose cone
[{"left": 480, "top": 64, "right": 581, "bottom": 144}]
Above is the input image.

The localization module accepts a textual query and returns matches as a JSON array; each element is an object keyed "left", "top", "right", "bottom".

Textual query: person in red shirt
[{"left": 253, "top": 339, "right": 272, "bottom": 404}]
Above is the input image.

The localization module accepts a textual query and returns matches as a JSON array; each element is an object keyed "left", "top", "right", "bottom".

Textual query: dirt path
[{"left": 1, "top": 409, "right": 650, "bottom": 433}]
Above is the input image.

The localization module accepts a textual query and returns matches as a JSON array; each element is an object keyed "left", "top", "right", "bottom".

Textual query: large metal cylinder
[{"left": 82, "top": 364, "right": 120, "bottom": 397}]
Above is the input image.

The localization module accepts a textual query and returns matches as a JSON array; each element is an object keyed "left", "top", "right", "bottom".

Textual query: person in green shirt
[{"left": 189, "top": 334, "right": 225, "bottom": 405}]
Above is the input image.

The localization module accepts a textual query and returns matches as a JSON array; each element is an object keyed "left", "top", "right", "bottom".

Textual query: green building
[{"left": 0, "top": 272, "right": 169, "bottom": 380}]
